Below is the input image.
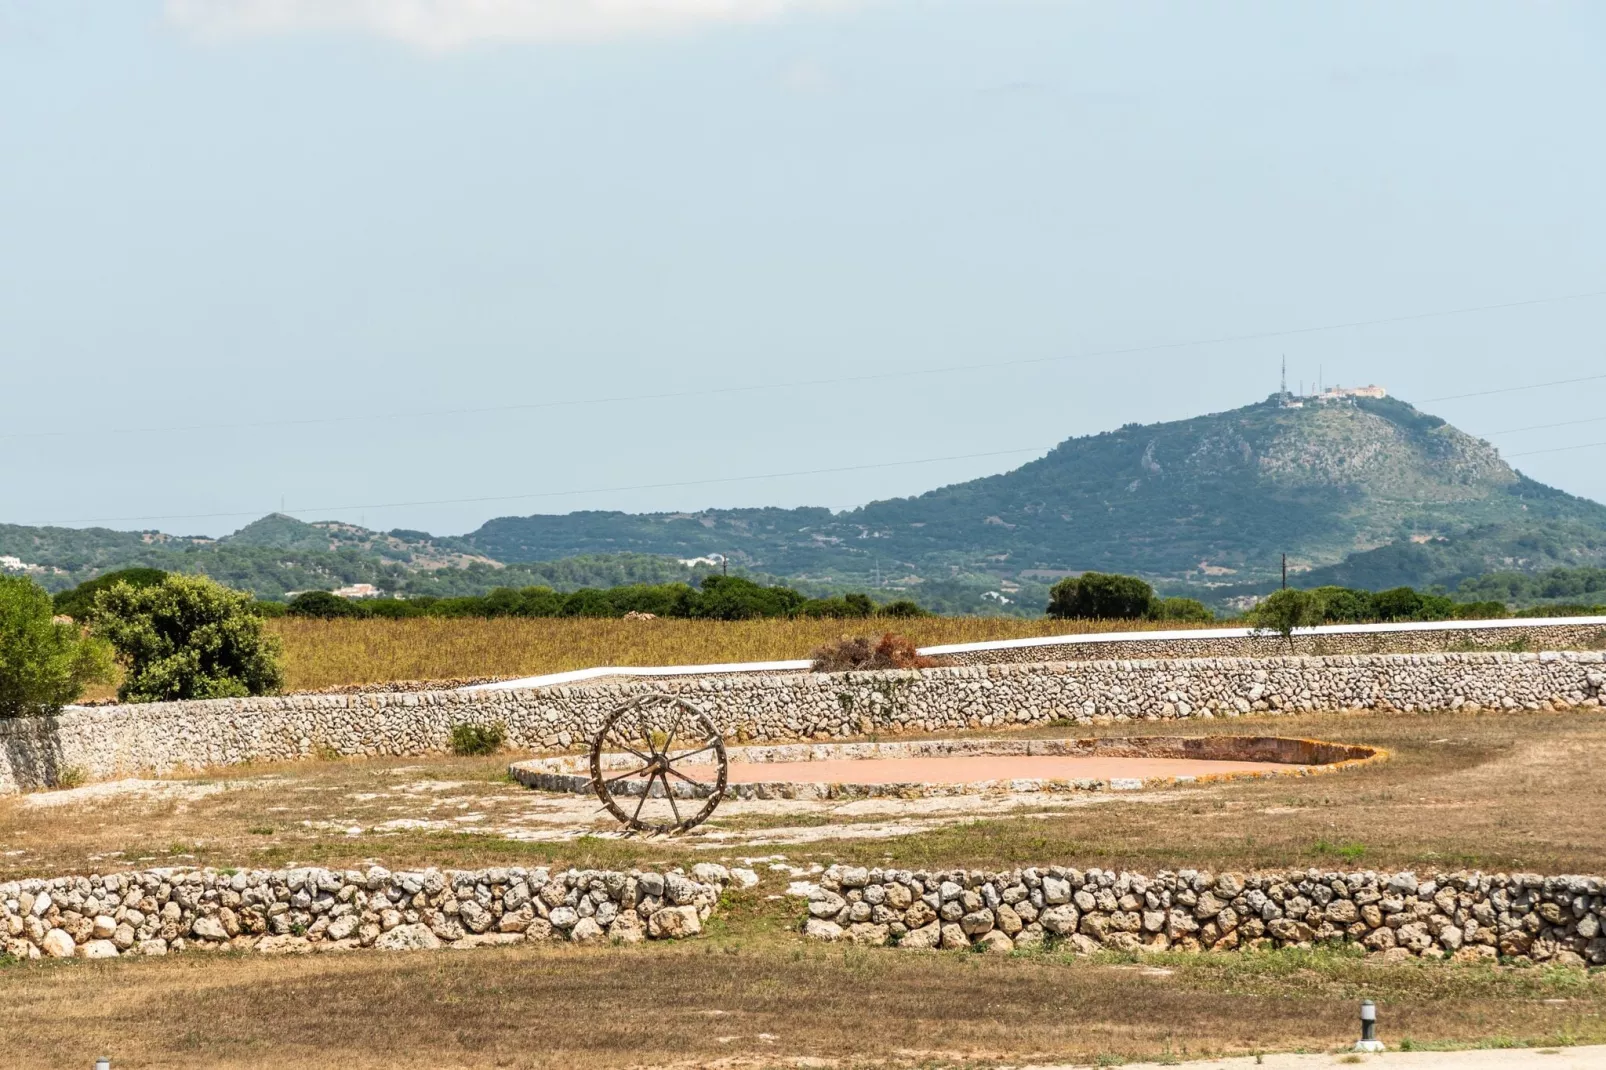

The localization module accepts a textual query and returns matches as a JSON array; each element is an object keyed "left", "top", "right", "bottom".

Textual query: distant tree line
[
  {"left": 1046, "top": 571, "right": 1606, "bottom": 623},
  {"left": 277, "top": 575, "right": 929, "bottom": 622}
]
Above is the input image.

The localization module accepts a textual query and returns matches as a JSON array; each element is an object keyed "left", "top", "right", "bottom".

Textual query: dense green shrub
[
  {"left": 1148, "top": 597, "right": 1213, "bottom": 622},
  {"left": 0, "top": 576, "right": 113, "bottom": 718},
  {"left": 1247, "top": 588, "right": 1326, "bottom": 653},
  {"left": 450, "top": 721, "right": 506, "bottom": 756},
  {"left": 250, "top": 600, "right": 289, "bottom": 618},
  {"left": 52, "top": 567, "right": 168, "bottom": 621},
  {"left": 92, "top": 574, "right": 285, "bottom": 703},
  {"left": 287, "top": 590, "right": 364, "bottom": 619},
  {"left": 1302, "top": 585, "right": 1503, "bottom": 624},
  {"left": 1047, "top": 572, "right": 1155, "bottom": 619},
  {"left": 877, "top": 599, "right": 930, "bottom": 618}
]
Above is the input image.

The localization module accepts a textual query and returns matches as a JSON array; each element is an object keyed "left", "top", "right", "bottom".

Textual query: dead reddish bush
[{"left": 809, "top": 632, "right": 944, "bottom": 673}]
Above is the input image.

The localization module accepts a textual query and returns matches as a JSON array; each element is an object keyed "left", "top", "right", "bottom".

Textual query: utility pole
[
  {"left": 722, "top": 554, "right": 728, "bottom": 577},
  {"left": 1282, "top": 554, "right": 1288, "bottom": 590}
]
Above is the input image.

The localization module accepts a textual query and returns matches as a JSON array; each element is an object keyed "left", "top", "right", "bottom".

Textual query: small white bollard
[
  {"left": 1353, "top": 999, "right": 1385, "bottom": 1053},
  {"left": 95, "top": 1060, "right": 110, "bottom": 1070}
]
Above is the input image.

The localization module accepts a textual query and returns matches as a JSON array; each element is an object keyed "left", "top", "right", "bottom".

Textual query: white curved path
[{"left": 458, "top": 615, "right": 1606, "bottom": 693}]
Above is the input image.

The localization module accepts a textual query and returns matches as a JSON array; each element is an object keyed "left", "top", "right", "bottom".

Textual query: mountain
[
  {"left": 0, "top": 515, "right": 726, "bottom": 601},
  {"left": 463, "top": 392, "right": 1606, "bottom": 595},
  {"left": 8, "top": 390, "right": 1606, "bottom": 611}
]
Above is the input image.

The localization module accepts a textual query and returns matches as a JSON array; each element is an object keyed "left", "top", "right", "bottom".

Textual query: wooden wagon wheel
[{"left": 588, "top": 694, "right": 728, "bottom": 835}]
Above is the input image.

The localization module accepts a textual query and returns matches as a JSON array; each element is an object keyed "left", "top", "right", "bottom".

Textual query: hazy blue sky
[{"left": 5, "top": 0, "right": 1605, "bottom": 537}]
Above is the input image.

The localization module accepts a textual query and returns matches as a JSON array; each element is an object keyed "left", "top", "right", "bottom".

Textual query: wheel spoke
[
  {"left": 629, "top": 780, "right": 650, "bottom": 826},
  {"left": 601, "top": 763, "right": 652, "bottom": 788},
  {"left": 663, "top": 764, "right": 704, "bottom": 788},
  {"left": 662, "top": 772, "right": 683, "bottom": 826},
  {"left": 667, "top": 740, "right": 721, "bottom": 763}
]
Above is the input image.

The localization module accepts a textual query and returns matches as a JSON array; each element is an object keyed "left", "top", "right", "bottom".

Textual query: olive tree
[
  {"left": 0, "top": 575, "right": 112, "bottom": 718},
  {"left": 1247, "top": 587, "right": 1326, "bottom": 654},
  {"left": 92, "top": 574, "right": 284, "bottom": 702}
]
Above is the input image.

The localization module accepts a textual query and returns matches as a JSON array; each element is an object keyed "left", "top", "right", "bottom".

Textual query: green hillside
[
  {"left": 464, "top": 392, "right": 1606, "bottom": 595},
  {"left": 7, "top": 391, "right": 1606, "bottom": 613}
]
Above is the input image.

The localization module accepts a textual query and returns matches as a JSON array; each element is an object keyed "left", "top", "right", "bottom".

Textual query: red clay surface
[{"left": 679, "top": 754, "right": 1305, "bottom": 785}]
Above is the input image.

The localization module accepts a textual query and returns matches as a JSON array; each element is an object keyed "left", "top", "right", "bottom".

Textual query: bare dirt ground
[
  {"left": 5, "top": 707, "right": 1604, "bottom": 878},
  {"left": 5, "top": 707, "right": 1606, "bottom": 1068}
]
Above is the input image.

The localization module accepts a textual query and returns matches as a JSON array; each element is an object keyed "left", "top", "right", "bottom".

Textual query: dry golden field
[{"left": 262, "top": 615, "right": 1207, "bottom": 692}]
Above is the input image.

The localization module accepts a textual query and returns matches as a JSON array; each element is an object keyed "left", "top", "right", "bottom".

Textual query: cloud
[{"left": 164, "top": 0, "right": 857, "bottom": 50}]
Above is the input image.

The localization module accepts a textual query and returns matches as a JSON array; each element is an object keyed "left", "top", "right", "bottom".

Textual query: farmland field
[{"left": 265, "top": 615, "right": 1214, "bottom": 692}]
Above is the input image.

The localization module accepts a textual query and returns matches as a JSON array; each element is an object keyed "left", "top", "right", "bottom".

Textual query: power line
[
  {"left": 1481, "top": 414, "right": 1606, "bottom": 437},
  {"left": 6, "top": 286, "right": 1606, "bottom": 443},
  {"left": 1508, "top": 440, "right": 1606, "bottom": 458},
  {"left": 25, "top": 445, "right": 1053, "bottom": 528},
  {"left": 1420, "top": 371, "right": 1606, "bottom": 404}
]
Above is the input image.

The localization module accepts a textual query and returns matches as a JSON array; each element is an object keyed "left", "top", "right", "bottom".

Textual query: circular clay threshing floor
[{"left": 511, "top": 734, "right": 1384, "bottom": 802}]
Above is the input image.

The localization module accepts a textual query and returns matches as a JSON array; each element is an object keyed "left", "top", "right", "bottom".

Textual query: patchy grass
[
  {"left": 4, "top": 708, "right": 1606, "bottom": 880},
  {"left": 1, "top": 911, "right": 1603, "bottom": 1070}
]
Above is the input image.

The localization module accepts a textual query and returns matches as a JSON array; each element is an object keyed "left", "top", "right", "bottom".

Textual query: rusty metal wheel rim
[{"left": 588, "top": 694, "right": 727, "bottom": 835}]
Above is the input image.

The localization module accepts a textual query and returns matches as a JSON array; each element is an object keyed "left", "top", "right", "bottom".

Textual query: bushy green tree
[
  {"left": 1247, "top": 588, "right": 1326, "bottom": 653},
  {"left": 1046, "top": 572, "right": 1155, "bottom": 619},
  {"left": 92, "top": 574, "right": 285, "bottom": 702},
  {"left": 690, "top": 575, "right": 807, "bottom": 620},
  {"left": 0, "top": 576, "right": 112, "bottom": 718}
]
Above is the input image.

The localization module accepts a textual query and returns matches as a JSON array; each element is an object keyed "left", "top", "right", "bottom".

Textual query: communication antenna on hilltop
[{"left": 1280, "top": 356, "right": 1287, "bottom": 396}]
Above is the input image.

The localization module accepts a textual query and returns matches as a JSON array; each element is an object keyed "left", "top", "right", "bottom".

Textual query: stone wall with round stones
[
  {"left": 0, "top": 863, "right": 747, "bottom": 960},
  {"left": 933, "top": 620, "right": 1606, "bottom": 665},
  {"left": 3, "top": 650, "right": 1603, "bottom": 793},
  {"left": 798, "top": 864, "right": 1606, "bottom": 967}
]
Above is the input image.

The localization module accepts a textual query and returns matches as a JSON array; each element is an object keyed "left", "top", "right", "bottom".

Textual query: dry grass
[
  {"left": 2, "top": 904, "right": 1603, "bottom": 1069},
  {"left": 6, "top": 708, "right": 1606, "bottom": 881},
  {"left": 262, "top": 615, "right": 1208, "bottom": 692}
]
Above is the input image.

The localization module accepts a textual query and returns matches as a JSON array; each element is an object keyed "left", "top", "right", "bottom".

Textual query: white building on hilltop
[
  {"left": 332, "top": 583, "right": 383, "bottom": 599},
  {"left": 1318, "top": 384, "right": 1388, "bottom": 400},
  {"left": 1, "top": 555, "right": 29, "bottom": 572}
]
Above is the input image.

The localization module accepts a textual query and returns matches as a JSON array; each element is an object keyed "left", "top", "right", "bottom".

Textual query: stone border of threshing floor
[
  {"left": 0, "top": 863, "right": 759, "bottom": 962},
  {"left": 509, "top": 735, "right": 1386, "bottom": 801},
  {"left": 798, "top": 864, "right": 1606, "bottom": 968}
]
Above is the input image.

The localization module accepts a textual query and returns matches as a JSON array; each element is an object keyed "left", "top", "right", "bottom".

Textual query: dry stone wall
[
  {"left": 800, "top": 864, "right": 1606, "bottom": 967},
  {"left": 3, "top": 650, "right": 1603, "bottom": 793},
  {"left": 938, "top": 620, "right": 1606, "bottom": 665},
  {"left": 0, "top": 863, "right": 743, "bottom": 961}
]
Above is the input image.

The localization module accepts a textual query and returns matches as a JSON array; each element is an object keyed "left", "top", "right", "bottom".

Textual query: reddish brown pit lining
[{"left": 674, "top": 754, "right": 1305, "bottom": 785}]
